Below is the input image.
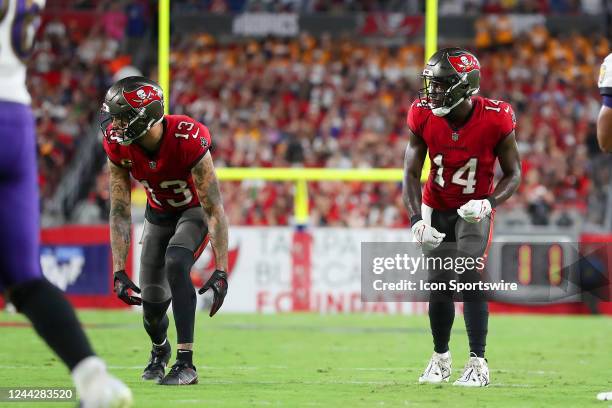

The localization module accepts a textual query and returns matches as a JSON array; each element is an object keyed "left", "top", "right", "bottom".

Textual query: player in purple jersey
[
  {"left": 0, "top": 1, "right": 131, "bottom": 406},
  {"left": 595, "top": 54, "right": 611, "bottom": 402}
]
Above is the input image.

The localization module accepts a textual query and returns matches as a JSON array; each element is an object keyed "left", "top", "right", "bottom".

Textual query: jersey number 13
[{"left": 141, "top": 180, "right": 193, "bottom": 208}]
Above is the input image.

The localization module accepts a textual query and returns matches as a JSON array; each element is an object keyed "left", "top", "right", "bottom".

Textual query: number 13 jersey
[
  {"left": 103, "top": 114, "right": 212, "bottom": 213},
  {"left": 407, "top": 96, "right": 516, "bottom": 211}
]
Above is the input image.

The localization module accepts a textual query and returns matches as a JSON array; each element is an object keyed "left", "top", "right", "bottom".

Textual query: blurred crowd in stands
[
  {"left": 164, "top": 27, "right": 609, "bottom": 227},
  {"left": 32, "top": 0, "right": 151, "bottom": 202},
  {"left": 33, "top": 1, "right": 610, "bottom": 228},
  {"left": 175, "top": 0, "right": 606, "bottom": 14}
]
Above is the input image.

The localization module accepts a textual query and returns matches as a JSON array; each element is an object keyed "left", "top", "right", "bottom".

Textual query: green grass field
[{"left": 1, "top": 310, "right": 611, "bottom": 408}]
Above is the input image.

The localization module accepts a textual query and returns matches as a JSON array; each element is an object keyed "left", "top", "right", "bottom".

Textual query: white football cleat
[
  {"left": 72, "top": 356, "right": 133, "bottom": 408},
  {"left": 597, "top": 391, "right": 612, "bottom": 401},
  {"left": 418, "top": 351, "right": 452, "bottom": 384},
  {"left": 453, "top": 352, "right": 490, "bottom": 387}
]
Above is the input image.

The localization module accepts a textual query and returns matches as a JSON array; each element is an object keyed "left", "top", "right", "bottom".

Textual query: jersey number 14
[{"left": 432, "top": 154, "right": 478, "bottom": 194}]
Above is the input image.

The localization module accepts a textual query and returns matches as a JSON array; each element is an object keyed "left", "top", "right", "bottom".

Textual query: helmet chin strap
[
  {"left": 118, "top": 116, "right": 163, "bottom": 146},
  {"left": 432, "top": 95, "right": 466, "bottom": 117}
]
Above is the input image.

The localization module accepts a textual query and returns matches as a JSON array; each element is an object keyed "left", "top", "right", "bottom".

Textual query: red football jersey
[
  {"left": 103, "top": 114, "right": 212, "bottom": 213},
  {"left": 407, "top": 96, "right": 516, "bottom": 211}
]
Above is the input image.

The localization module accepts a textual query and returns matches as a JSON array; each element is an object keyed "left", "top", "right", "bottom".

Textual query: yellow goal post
[
  {"left": 151, "top": 0, "right": 439, "bottom": 224},
  {"left": 216, "top": 168, "right": 430, "bottom": 225},
  {"left": 133, "top": 168, "right": 428, "bottom": 225}
]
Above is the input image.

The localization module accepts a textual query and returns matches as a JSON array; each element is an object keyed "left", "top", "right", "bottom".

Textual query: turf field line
[
  {"left": 160, "top": 379, "right": 539, "bottom": 387},
  {"left": 0, "top": 365, "right": 291, "bottom": 370},
  {"left": 185, "top": 380, "right": 408, "bottom": 385},
  {"left": 172, "top": 400, "right": 325, "bottom": 406},
  {"left": 218, "top": 323, "right": 438, "bottom": 334},
  {"left": 0, "top": 364, "right": 559, "bottom": 377},
  {"left": 108, "top": 365, "right": 291, "bottom": 370},
  {"left": 338, "top": 367, "right": 414, "bottom": 371}
]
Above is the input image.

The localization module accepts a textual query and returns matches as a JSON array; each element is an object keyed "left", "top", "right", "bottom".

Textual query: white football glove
[
  {"left": 457, "top": 199, "right": 492, "bottom": 223},
  {"left": 411, "top": 220, "right": 446, "bottom": 251}
]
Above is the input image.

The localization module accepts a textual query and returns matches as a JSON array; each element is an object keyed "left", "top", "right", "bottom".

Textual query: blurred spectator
[
  {"left": 125, "top": 0, "right": 150, "bottom": 38},
  {"left": 523, "top": 169, "right": 555, "bottom": 225},
  {"left": 101, "top": 2, "right": 127, "bottom": 42},
  {"left": 90, "top": 166, "right": 111, "bottom": 222}
]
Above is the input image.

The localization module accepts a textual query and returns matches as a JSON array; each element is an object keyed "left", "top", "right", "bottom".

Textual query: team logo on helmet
[
  {"left": 447, "top": 54, "right": 480, "bottom": 74},
  {"left": 122, "top": 85, "right": 162, "bottom": 109}
]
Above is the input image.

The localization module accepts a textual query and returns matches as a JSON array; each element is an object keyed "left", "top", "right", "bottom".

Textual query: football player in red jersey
[
  {"left": 595, "top": 53, "right": 611, "bottom": 402},
  {"left": 402, "top": 48, "right": 521, "bottom": 386},
  {"left": 100, "top": 76, "right": 229, "bottom": 386}
]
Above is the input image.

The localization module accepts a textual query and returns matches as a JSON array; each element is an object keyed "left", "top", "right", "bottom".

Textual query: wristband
[
  {"left": 486, "top": 196, "right": 497, "bottom": 208},
  {"left": 410, "top": 214, "right": 423, "bottom": 226}
]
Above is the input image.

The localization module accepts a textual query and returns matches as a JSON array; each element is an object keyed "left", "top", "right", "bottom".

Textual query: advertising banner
[
  {"left": 132, "top": 226, "right": 420, "bottom": 314},
  {"left": 2, "top": 226, "right": 607, "bottom": 314},
  {"left": 39, "top": 226, "right": 130, "bottom": 308}
]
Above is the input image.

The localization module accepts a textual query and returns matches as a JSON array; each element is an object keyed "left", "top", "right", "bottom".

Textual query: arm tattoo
[
  {"left": 192, "top": 153, "right": 229, "bottom": 271},
  {"left": 108, "top": 160, "right": 132, "bottom": 271}
]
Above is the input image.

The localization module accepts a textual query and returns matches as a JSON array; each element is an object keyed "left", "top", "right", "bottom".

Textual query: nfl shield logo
[
  {"left": 452, "top": 132, "right": 459, "bottom": 141},
  {"left": 149, "top": 161, "right": 157, "bottom": 169}
]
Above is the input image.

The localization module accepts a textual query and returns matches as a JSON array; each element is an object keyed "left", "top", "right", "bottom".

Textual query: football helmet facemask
[
  {"left": 100, "top": 76, "right": 164, "bottom": 145},
  {"left": 418, "top": 47, "right": 481, "bottom": 117}
]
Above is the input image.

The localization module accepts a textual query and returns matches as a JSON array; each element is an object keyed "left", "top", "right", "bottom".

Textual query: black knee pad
[
  {"left": 143, "top": 299, "right": 171, "bottom": 326},
  {"left": 165, "top": 246, "right": 195, "bottom": 287}
]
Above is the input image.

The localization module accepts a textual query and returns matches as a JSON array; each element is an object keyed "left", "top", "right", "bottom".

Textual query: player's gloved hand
[
  {"left": 113, "top": 270, "right": 142, "bottom": 306},
  {"left": 457, "top": 199, "right": 492, "bottom": 223},
  {"left": 198, "top": 270, "right": 228, "bottom": 317},
  {"left": 411, "top": 220, "right": 446, "bottom": 251}
]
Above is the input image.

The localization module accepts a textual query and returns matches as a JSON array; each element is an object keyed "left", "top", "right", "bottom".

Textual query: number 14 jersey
[
  {"left": 407, "top": 96, "right": 516, "bottom": 211},
  {"left": 103, "top": 115, "right": 212, "bottom": 213}
]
